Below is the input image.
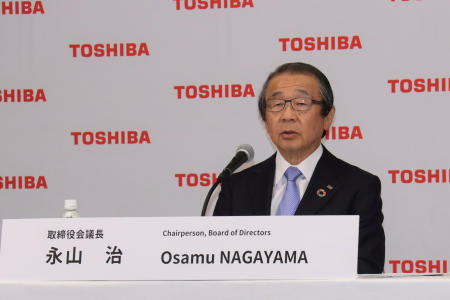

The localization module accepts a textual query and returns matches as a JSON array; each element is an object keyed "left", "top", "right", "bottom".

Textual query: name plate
[{"left": 0, "top": 216, "right": 358, "bottom": 280}]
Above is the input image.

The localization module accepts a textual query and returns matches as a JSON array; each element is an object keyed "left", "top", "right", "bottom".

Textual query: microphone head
[{"left": 236, "top": 144, "right": 255, "bottom": 161}]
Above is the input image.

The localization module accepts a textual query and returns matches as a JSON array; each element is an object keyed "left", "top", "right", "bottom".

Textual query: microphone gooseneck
[{"left": 201, "top": 144, "right": 255, "bottom": 216}]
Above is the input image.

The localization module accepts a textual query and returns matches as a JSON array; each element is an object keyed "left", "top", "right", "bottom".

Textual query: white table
[{"left": 1, "top": 275, "right": 449, "bottom": 300}]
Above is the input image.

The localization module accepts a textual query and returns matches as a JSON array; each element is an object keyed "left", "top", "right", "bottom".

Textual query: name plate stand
[{"left": 0, "top": 216, "right": 358, "bottom": 280}]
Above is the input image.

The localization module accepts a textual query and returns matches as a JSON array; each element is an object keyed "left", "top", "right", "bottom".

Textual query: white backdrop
[{"left": 1, "top": 0, "right": 449, "bottom": 273}]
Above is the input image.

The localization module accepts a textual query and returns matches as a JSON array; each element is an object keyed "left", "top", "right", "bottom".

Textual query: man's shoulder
[
  {"left": 323, "top": 147, "right": 379, "bottom": 183},
  {"left": 225, "top": 147, "right": 380, "bottom": 185}
]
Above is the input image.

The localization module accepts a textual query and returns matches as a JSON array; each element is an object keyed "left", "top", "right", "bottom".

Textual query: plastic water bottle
[{"left": 63, "top": 199, "right": 80, "bottom": 218}]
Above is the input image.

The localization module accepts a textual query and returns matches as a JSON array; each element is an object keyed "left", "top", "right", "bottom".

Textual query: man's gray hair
[{"left": 258, "top": 62, "right": 334, "bottom": 121}]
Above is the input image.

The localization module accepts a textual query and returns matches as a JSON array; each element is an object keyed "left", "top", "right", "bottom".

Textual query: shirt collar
[{"left": 274, "top": 144, "right": 323, "bottom": 185}]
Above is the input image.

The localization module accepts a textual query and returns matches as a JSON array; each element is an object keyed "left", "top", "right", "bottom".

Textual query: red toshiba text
[
  {"left": 325, "top": 126, "right": 363, "bottom": 140},
  {"left": 69, "top": 42, "right": 150, "bottom": 58},
  {"left": 0, "top": 176, "right": 48, "bottom": 189},
  {"left": 174, "top": 84, "right": 255, "bottom": 99},
  {"left": 0, "top": 89, "right": 46, "bottom": 103},
  {"left": 1, "top": 1, "right": 44, "bottom": 15},
  {"left": 175, "top": 173, "right": 218, "bottom": 187},
  {"left": 174, "top": 0, "right": 254, "bottom": 10},
  {"left": 278, "top": 35, "right": 362, "bottom": 52},
  {"left": 389, "top": 260, "right": 448, "bottom": 273},
  {"left": 388, "top": 78, "right": 450, "bottom": 93},
  {"left": 71, "top": 131, "right": 151, "bottom": 145},
  {"left": 388, "top": 169, "right": 450, "bottom": 183}
]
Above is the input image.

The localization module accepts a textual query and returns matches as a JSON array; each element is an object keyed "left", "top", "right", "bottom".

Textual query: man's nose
[{"left": 280, "top": 101, "right": 297, "bottom": 120}]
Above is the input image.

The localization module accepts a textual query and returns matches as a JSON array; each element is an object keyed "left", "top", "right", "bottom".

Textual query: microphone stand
[
  {"left": 200, "top": 145, "right": 253, "bottom": 216},
  {"left": 201, "top": 179, "right": 220, "bottom": 216}
]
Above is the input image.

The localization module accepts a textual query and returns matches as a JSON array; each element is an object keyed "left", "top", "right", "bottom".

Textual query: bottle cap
[{"left": 64, "top": 199, "right": 78, "bottom": 210}]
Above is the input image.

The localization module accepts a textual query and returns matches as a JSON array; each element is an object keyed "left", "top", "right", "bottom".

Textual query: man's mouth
[{"left": 280, "top": 130, "right": 299, "bottom": 138}]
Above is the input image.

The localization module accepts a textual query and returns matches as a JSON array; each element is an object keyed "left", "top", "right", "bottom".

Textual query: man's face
[{"left": 264, "top": 73, "right": 335, "bottom": 164}]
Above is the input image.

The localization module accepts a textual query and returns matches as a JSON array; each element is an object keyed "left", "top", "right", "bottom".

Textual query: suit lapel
[
  {"left": 248, "top": 153, "right": 276, "bottom": 215},
  {"left": 297, "top": 147, "right": 340, "bottom": 215}
]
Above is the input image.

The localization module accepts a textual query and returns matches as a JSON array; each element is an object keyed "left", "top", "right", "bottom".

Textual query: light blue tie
[{"left": 277, "top": 166, "right": 302, "bottom": 215}]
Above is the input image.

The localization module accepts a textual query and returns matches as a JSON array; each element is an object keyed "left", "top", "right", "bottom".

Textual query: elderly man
[{"left": 214, "top": 62, "right": 385, "bottom": 274}]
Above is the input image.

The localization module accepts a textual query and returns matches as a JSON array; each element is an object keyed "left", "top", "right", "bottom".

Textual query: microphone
[
  {"left": 217, "top": 144, "right": 255, "bottom": 182},
  {"left": 201, "top": 144, "right": 255, "bottom": 216}
]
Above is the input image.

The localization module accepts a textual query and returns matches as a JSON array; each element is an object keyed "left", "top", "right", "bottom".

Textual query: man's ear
[{"left": 324, "top": 106, "right": 335, "bottom": 130}]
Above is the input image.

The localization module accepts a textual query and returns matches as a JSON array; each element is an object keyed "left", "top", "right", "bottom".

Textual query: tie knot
[{"left": 284, "top": 166, "right": 302, "bottom": 182}]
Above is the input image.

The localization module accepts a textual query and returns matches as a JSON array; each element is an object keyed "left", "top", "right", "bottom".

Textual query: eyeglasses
[{"left": 266, "top": 97, "right": 323, "bottom": 112}]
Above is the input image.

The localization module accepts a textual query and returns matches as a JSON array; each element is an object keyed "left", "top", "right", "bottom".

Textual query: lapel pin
[
  {"left": 327, "top": 185, "right": 334, "bottom": 190},
  {"left": 316, "top": 188, "right": 327, "bottom": 198}
]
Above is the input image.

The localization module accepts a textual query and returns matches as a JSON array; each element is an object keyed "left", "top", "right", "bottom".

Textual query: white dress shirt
[{"left": 270, "top": 144, "right": 323, "bottom": 215}]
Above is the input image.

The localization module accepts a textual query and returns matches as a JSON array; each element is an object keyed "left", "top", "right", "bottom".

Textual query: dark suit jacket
[{"left": 213, "top": 146, "right": 385, "bottom": 274}]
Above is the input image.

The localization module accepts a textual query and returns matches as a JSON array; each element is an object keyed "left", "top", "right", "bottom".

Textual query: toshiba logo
[
  {"left": 325, "top": 126, "right": 363, "bottom": 140},
  {"left": 388, "top": 169, "right": 450, "bottom": 184},
  {"left": 0, "top": 89, "right": 46, "bottom": 103},
  {"left": 388, "top": 78, "right": 450, "bottom": 93},
  {"left": 174, "top": 0, "right": 254, "bottom": 10},
  {"left": 1, "top": 1, "right": 44, "bottom": 15},
  {"left": 0, "top": 176, "right": 48, "bottom": 190},
  {"left": 175, "top": 173, "right": 218, "bottom": 187},
  {"left": 389, "top": 0, "right": 422, "bottom": 2},
  {"left": 174, "top": 84, "right": 255, "bottom": 99},
  {"left": 69, "top": 43, "right": 150, "bottom": 58},
  {"left": 71, "top": 131, "right": 151, "bottom": 145},
  {"left": 389, "top": 260, "right": 448, "bottom": 273},
  {"left": 278, "top": 35, "right": 362, "bottom": 52}
]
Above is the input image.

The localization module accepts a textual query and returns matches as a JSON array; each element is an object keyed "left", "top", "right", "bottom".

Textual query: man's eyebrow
[
  {"left": 270, "top": 91, "right": 284, "bottom": 98},
  {"left": 294, "top": 89, "right": 310, "bottom": 96},
  {"left": 269, "top": 89, "right": 310, "bottom": 98}
]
